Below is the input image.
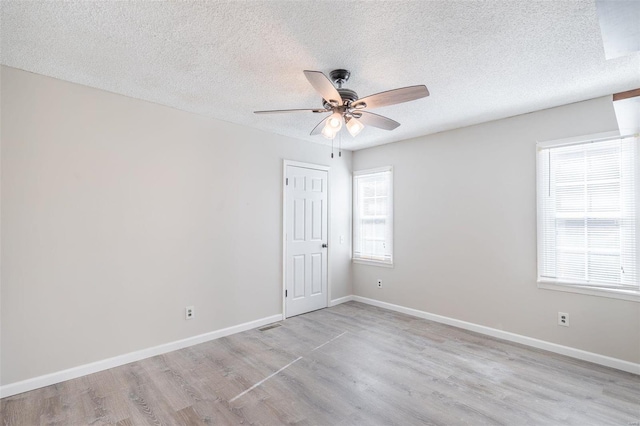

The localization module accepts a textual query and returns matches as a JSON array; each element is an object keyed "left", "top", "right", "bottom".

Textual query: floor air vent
[{"left": 258, "top": 323, "right": 282, "bottom": 332}]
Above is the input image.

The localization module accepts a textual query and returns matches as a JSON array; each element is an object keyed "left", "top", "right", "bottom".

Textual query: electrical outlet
[
  {"left": 558, "top": 312, "right": 569, "bottom": 327},
  {"left": 340, "top": 235, "right": 345, "bottom": 245},
  {"left": 186, "top": 306, "right": 195, "bottom": 320},
  {"left": 377, "top": 279, "right": 382, "bottom": 288}
]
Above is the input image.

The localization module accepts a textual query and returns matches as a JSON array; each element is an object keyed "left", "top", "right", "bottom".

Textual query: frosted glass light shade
[
  {"left": 321, "top": 123, "right": 336, "bottom": 139},
  {"left": 346, "top": 117, "right": 364, "bottom": 137},
  {"left": 327, "top": 112, "right": 343, "bottom": 130}
]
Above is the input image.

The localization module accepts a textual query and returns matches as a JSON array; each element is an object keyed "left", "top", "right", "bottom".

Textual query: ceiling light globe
[
  {"left": 321, "top": 124, "right": 336, "bottom": 139},
  {"left": 346, "top": 117, "right": 364, "bottom": 137},
  {"left": 327, "top": 112, "right": 343, "bottom": 130}
]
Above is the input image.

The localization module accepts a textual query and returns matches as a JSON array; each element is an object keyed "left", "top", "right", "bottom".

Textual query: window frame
[
  {"left": 352, "top": 166, "right": 394, "bottom": 267},
  {"left": 535, "top": 132, "right": 640, "bottom": 302}
]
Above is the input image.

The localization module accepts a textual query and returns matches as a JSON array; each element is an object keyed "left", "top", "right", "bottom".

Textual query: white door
[{"left": 285, "top": 164, "right": 328, "bottom": 317}]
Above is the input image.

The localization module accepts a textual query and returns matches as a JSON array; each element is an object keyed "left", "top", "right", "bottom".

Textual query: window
[
  {"left": 537, "top": 134, "right": 639, "bottom": 298},
  {"left": 353, "top": 167, "right": 393, "bottom": 266}
]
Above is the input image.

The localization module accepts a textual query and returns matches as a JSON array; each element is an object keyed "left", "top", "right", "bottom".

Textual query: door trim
[{"left": 282, "top": 160, "right": 331, "bottom": 319}]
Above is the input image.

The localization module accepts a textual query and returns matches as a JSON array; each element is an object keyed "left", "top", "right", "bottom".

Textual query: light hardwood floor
[{"left": 2, "top": 301, "right": 639, "bottom": 425}]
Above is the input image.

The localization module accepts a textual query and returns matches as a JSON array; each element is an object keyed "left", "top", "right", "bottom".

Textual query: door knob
[{"left": 322, "top": 243, "right": 328, "bottom": 248}]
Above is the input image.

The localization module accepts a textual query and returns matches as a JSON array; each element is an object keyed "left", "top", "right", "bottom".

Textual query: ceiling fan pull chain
[
  {"left": 331, "top": 137, "right": 334, "bottom": 158},
  {"left": 339, "top": 129, "right": 342, "bottom": 157}
]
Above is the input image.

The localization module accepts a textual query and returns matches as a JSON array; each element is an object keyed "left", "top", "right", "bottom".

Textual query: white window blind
[
  {"left": 537, "top": 135, "right": 639, "bottom": 291},
  {"left": 353, "top": 167, "right": 393, "bottom": 265}
]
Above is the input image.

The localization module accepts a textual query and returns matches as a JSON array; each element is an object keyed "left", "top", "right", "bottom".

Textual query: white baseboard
[
  {"left": 329, "top": 295, "right": 354, "bottom": 307},
  {"left": 352, "top": 296, "right": 640, "bottom": 375},
  {"left": 0, "top": 313, "right": 283, "bottom": 398}
]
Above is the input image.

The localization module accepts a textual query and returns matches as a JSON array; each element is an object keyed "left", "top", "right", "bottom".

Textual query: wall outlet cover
[
  {"left": 186, "top": 306, "right": 195, "bottom": 320},
  {"left": 558, "top": 312, "right": 569, "bottom": 327}
]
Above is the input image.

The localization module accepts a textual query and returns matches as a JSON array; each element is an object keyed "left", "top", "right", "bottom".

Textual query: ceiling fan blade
[
  {"left": 351, "top": 85, "right": 429, "bottom": 110},
  {"left": 303, "top": 70, "right": 343, "bottom": 105},
  {"left": 254, "top": 108, "right": 328, "bottom": 114},
  {"left": 355, "top": 111, "right": 400, "bottom": 130},
  {"left": 310, "top": 115, "right": 330, "bottom": 135}
]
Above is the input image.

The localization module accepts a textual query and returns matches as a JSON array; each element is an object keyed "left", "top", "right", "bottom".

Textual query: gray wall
[
  {"left": 352, "top": 96, "right": 640, "bottom": 364},
  {"left": 0, "top": 66, "right": 352, "bottom": 385}
]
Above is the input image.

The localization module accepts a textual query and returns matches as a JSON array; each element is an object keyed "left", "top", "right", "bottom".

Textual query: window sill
[
  {"left": 352, "top": 259, "right": 394, "bottom": 268},
  {"left": 538, "top": 281, "right": 640, "bottom": 302}
]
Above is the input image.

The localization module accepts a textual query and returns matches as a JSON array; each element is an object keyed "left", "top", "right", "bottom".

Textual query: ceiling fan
[{"left": 254, "top": 69, "right": 429, "bottom": 139}]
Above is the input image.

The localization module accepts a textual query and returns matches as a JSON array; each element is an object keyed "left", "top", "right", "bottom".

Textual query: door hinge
[
  {"left": 286, "top": 178, "right": 289, "bottom": 185},
  {"left": 285, "top": 290, "right": 288, "bottom": 297}
]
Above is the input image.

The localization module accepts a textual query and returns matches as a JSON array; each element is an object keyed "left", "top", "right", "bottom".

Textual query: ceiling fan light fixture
[
  {"left": 254, "top": 69, "right": 429, "bottom": 146},
  {"left": 321, "top": 123, "right": 337, "bottom": 139},
  {"left": 327, "top": 112, "right": 343, "bottom": 130},
  {"left": 346, "top": 116, "right": 364, "bottom": 137}
]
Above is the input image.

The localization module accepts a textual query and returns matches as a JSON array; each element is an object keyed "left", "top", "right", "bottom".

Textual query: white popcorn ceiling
[{"left": 2, "top": 1, "right": 639, "bottom": 150}]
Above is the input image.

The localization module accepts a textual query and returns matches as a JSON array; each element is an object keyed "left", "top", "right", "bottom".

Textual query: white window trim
[
  {"left": 353, "top": 166, "right": 393, "bottom": 266},
  {"left": 535, "top": 131, "right": 640, "bottom": 302},
  {"left": 538, "top": 281, "right": 640, "bottom": 302},
  {"left": 352, "top": 258, "right": 395, "bottom": 268}
]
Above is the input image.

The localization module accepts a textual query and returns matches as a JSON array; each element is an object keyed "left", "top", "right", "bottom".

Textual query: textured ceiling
[{"left": 2, "top": 1, "right": 639, "bottom": 150}]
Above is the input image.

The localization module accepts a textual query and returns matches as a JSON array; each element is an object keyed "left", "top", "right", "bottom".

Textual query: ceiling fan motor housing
[{"left": 323, "top": 88, "right": 359, "bottom": 109}]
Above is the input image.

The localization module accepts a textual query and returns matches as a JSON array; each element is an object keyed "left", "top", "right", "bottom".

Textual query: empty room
[{"left": 1, "top": 1, "right": 639, "bottom": 425}]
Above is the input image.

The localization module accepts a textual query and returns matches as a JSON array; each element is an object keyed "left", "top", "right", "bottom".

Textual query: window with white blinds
[
  {"left": 353, "top": 167, "right": 393, "bottom": 265},
  {"left": 537, "top": 134, "right": 639, "bottom": 293}
]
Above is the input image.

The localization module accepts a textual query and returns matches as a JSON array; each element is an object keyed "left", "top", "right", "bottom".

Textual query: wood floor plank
[
  {"left": 1, "top": 397, "right": 40, "bottom": 425},
  {"left": 173, "top": 405, "right": 207, "bottom": 426},
  {"left": 191, "top": 398, "right": 248, "bottom": 424},
  {"left": 2, "top": 301, "right": 638, "bottom": 425},
  {"left": 125, "top": 379, "right": 181, "bottom": 426}
]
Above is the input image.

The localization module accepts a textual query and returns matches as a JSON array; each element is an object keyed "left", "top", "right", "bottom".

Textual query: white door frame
[{"left": 282, "top": 160, "right": 331, "bottom": 319}]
